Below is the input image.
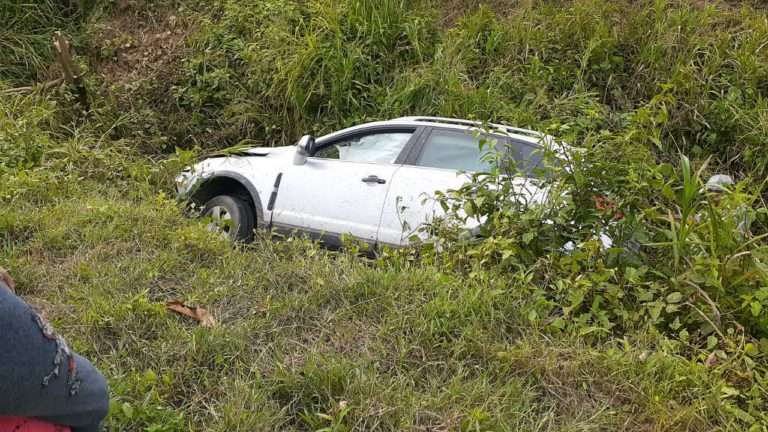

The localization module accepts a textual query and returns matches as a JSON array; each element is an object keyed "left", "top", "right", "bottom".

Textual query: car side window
[
  {"left": 505, "top": 139, "right": 558, "bottom": 178},
  {"left": 313, "top": 132, "right": 413, "bottom": 164},
  {"left": 414, "top": 130, "right": 499, "bottom": 172},
  {"left": 506, "top": 140, "right": 541, "bottom": 173}
]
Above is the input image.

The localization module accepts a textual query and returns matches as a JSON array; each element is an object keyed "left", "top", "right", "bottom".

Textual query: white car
[{"left": 176, "top": 117, "right": 557, "bottom": 247}]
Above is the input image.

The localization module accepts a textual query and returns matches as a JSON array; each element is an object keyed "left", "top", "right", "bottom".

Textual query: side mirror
[{"left": 293, "top": 135, "right": 315, "bottom": 166}]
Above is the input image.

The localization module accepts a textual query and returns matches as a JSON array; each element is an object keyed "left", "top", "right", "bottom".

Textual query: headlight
[{"left": 175, "top": 170, "right": 195, "bottom": 197}]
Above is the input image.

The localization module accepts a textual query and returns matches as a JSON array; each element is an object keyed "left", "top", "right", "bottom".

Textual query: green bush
[{"left": 413, "top": 141, "right": 768, "bottom": 426}]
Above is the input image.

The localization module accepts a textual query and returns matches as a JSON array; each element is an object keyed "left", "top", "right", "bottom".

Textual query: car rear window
[{"left": 413, "top": 129, "right": 556, "bottom": 177}]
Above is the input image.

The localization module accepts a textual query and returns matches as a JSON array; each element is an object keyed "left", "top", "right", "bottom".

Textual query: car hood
[{"left": 242, "top": 146, "right": 294, "bottom": 156}]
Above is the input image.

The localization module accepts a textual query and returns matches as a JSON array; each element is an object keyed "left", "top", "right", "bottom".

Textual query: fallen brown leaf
[
  {"left": 166, "top": 300, "right": 216, "bottom": 327},
  {"left": 0, "top": 267, "right": 15, "bottom": 292},
  {"left": 705, "top": 351, "right": 719, "bottom": 368}
]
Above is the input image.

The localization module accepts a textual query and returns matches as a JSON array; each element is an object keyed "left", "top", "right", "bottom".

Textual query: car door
[
  {"left": 378, "top": 127, "right": 546, "bottom": 246},
  {"left": 271, "top": 127, "right": 420, "bottom": 247}
]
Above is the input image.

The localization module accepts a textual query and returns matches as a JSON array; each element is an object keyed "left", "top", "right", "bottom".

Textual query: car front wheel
[{"left": 202, "top": 195, "right": 255, "bottom": 242}]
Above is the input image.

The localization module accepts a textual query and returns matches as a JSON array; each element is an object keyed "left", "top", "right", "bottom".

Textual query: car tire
[{"left": 202, "top": 195, "right": 255, "bottom": 243}]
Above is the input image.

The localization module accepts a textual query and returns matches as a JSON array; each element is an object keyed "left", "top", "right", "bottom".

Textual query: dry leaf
[
  {"left": 166, "top": 300, "right": 216, "bottom": 327},
  {"left": 705, "top": 351, "right": 719, "bottom": 368},
  {"left": 0, "top": 266, "right": 16, "bottom": 292}
]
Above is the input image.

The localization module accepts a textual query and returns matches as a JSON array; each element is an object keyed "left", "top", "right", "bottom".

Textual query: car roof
[
  {"left": 392, "top": 116, "right": 548, "bottom": 143},
  {"left": 317, "top": 116, "right": 556, "bottom": 148},
  {"left": 393, "top": 117, "right": 582, "bottom": 157}
]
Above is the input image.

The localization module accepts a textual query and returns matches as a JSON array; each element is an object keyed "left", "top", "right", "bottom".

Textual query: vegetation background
[{"left": 2, "top": 0, "right": 768, "bottom": 430}]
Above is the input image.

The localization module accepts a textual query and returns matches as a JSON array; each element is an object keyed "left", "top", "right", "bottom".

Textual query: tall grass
[
  {"left": 175, "top": 0, "right": 437, "bottom": 145},
  {"left": 158, "top": 0, "right": 768, "bottom": 180},
  {"left": 0, "top": 0, "right": 95, "bottom": 83}
]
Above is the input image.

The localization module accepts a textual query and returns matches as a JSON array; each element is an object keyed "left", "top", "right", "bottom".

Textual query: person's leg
[{"left": 0, "top": 283, "right": 109, "bottom": 432}]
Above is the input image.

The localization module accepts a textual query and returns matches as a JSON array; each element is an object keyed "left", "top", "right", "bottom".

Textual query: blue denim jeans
[{"left": 0, "top": 282, "right": 109, "bottom": 432}]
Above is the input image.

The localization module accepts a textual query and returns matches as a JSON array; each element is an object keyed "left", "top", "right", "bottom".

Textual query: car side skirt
[{"left": 270, "top": 222, "right": 399, "bottom": 253}]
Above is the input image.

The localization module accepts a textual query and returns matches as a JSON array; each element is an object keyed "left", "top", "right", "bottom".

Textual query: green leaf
[
  {"left": 661, "top": 183, "right": 676, "bottom": 201},
  {"left": 143, "top": 369, "right": 157, "bottom": 383},
  {"left": 527, "top": 310, "right": 539, "bottom": 322},
  {"left": 522, "top": 231, "right": 536, "bottom": 244},
  {"left": 745, "top": 343, "right": 759, "bottom": 357},
  {"left": 760, "top": 338, "right": 768, "bottom": 354},
  {"left": 720, "top": 385, "right": 741, "bottom": 399},
  {"left": 649, "top": 303, "right": 663, "bottom": 320},
  {"left": 464, "top": 201, "right": 476, "bottom": 217},
  {"left": 750, "top": 301, "right": 762, "bottom": 317},
  {"left": 549, "top": 317, "right": 566, "bottom": 330},
  {"left": 121, "top": 402, "right": 134, "bottom": 419},
  {"left": 637, "top": 289, "right": 654, "bottom": 302},
  {"left": 707, "top": 335, "right": 718, "bottom": 350},
  {"left": 666, "top": 292, "right": 683, "bottom": 303}
]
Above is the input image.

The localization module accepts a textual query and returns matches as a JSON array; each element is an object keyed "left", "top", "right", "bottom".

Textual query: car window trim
[{"left": 393, "top": 127, "right": 426, "bottom": 165}]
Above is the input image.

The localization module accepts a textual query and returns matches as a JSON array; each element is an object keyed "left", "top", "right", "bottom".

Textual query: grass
[
  {"left": 0, "top": 187, "right": 737, "bottom": 430},
  {"left": 2, "top": 0, "right": 768, "bottom": 430}
]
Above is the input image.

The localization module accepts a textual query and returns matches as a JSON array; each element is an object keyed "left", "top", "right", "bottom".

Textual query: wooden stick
[{"left": 52, "top": 31, "right": 89, "bottom": 111}]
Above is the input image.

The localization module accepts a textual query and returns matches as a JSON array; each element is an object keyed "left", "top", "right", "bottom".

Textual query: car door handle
[{"left": 362, "top": 175, "right": 386, "bottom": 184}]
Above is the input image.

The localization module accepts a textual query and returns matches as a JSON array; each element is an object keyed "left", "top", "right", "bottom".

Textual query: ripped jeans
[{"left": 0, "top": 282, "right": 109, "bottom": 432}]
